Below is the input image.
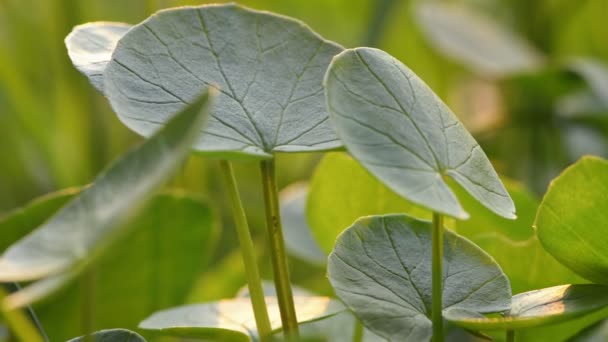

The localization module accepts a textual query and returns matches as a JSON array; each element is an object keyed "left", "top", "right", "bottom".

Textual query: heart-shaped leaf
[
  {"left": 95, "top": 4, "right": 343, "bottom": 159},
  {"left": 0, "top": 91, "right": 213, "bottom": 296},
  {"left": 327, "top": 214, "right": 511, "bottom": 341},
  {"left": 139, "top": 296, "right": 344, "bottom": 341},
  {"left": 280, "top": 182, "right": 327, "bottom": 265},
  {"left": 65, "top": 22, "right": 131, "bottom": 92},
  {"left": 68, "top": 329, "right": 145, "bottom": 342},
  {"left": 324, "top": 47, "right": 515, "bottom": 219},
  {"left": 414, "top": 2, "right": 542, "bottom": 77},
  {"left": 445, "top": 284, "right": 608, "bottom": 330},
  {"left": 535, "top": 156, "right": 608, "bottom": 284}
]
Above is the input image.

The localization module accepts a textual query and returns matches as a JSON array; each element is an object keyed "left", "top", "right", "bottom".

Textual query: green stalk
[
  {"left": 81, "top": 269, "right": 96, "bottom": 342},
  {"left": 353, "top": 320, "right": 364, "bottom": 342},
  {"left": 0, "top": 288, "right": 44, "bottom": 342},
  {"left": 260, "top": 159, "right": 299, "bottom": 338},
  {"left": 220, "top": 160, "right": 272, "bottom": 341},
  {"left": 432, "top": 212, "right": 444, "bottom": 342},
  {"left": 506, "top": 329, "right": 515, "bottom": 342}
]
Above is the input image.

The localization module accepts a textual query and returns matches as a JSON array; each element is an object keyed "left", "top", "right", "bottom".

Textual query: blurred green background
[{"left": 1, "top": 0, "right": 607, "bottom": 340}]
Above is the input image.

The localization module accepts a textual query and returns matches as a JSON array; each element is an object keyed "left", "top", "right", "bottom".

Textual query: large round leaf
[
  {"left": 139, "top": 296, "right": 344, "bottom": 341},
  {"left": 327, "top": 214, "right": 511, "bottom": 341},
  {"left": 0, "top": 91, "right": 212, "bottom": 290},
  {"left": 445, "top": 284, "right": 608, "bottom": 330},
  {"left": 324, "top": 47, "right": 515, "bottom": 219},
  {"left": 535, "top": 156, "right": 608, "bottom": 284},
  {"left": 102, "top": 4, "right": 343, "bottom": 159}
]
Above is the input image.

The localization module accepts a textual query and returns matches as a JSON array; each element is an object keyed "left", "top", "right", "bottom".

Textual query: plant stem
[
  {"left": 506, "top": 329, "right": 515, "bottom": 342},
  {"left": 81, "top": 269, "right": 96, "bottom": 342},
  {"left": 260, "top": 159, "right": 299, "bottom": 338},
  {"left": 0, "top": 288, "right": 44, "bottom": 342},
  {"left": 353, "top": 319, "right": 364, "bottom": 342},
  {"left": 220, "top": 160, "right": 273, "bottom": 341},
  {"left": 432, "top": 212, "right": 444, "bottom": 342}
]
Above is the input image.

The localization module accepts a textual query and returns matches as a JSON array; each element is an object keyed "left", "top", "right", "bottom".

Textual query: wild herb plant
[{"left": 0, "top": 3, "right": 607, "bottom": 342}]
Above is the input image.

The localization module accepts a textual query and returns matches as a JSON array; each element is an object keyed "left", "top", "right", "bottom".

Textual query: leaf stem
[
  {"left": 0, "top": 288, "right": 44, "bottom": 342},
  {"left": 507, "top": 329, "right": 515, "bottom": 342},
  {"left": 81, "top": 269, "right": 96, "bottom": 342},
  {"left": 260, "top": 159, "right": 299, "bottom": 338},
  {"left": 353, "top": 319, "right": 364, "bottom": 342},
  {"left": 432, "top": 212, "right": 444, "bottom": 342},
  {"left": 220, "top": 160, "right": 272, "bottom": 341}
]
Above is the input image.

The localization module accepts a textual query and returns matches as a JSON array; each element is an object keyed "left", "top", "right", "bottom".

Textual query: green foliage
[
  {"left": 324, "top": 47, "right": 515, "bottom": 219},
  {"left": 77, "top": 4, "right": 345, "bottom": 159},
  {"left": 139, "top": 296, "right": 344, "bottom": 340},
  {"left": 67, "top": 329, "right": 146, "bottom": 342},
  {"left": 327, "top": 214, "right": 511, "bottom": 341},
  {"left": 0, "top": 91, "right": 212, "bottom": 306},
  {"left": 535, "top": 156, "right": 608, "bottom": 284},
  {"left": 445, "top": 284, "right": 608, "bottom": 330}
]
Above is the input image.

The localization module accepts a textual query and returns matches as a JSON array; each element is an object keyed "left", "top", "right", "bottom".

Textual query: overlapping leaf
[
  {"left": 535, "top": 156, "right": 608, "bottom": 284},
  {"left": 325, "top": 47, "right": 515, "bottom": 219},
  {"left": 65, "top": 22, "right": 131, "bottom": 92},
  {"left": 139, "top": 296, "right": 344, "bottom": 341},
  {"left": 280, "top": 183, "right": 326, "bottom": 265},
  {"left": 445, "top": 284, "right": 608, "bottom": 330},
  {"left": 0, "top": 91, "right": 213, "bottom": 303},
  {"left": 328, "top": 214, "right": 511, "bottom": 341},
  {"left": 77, "top": 4, "right": 345, "bottom": 159},
  {"left": 68, "top": 329, "right": 145, "bottom": 342}
]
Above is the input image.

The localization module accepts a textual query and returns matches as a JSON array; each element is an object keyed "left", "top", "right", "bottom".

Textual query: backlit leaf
[
  {"left": 101, "top": 4, "right": 344, "bottom": 159},
  {"left": 445, "top": 284, "right": 608, "bottom": 330},
  {"left": 535, "top": 156, "right": 608, "bottom": 284},
  {"left": 327, "top": 214, "right": 511, "bottom": 341},
  {"left": 324, "top": 47, "right": 515, "bottom": 219}
]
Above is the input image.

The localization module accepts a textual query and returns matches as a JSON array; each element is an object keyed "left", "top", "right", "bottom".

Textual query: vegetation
[{"left": 0, "top": 1, "right": 607, "bottom": 341}]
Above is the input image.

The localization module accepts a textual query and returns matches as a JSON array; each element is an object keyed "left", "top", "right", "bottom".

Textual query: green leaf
[
  {"left": 67, "top": 329, "right": 145, "bottom": 342},
  {"left": 569, "top": 319, "right": 608, "bottom": 342},
  {"left": 306, "top": 153, "right": 596, "bottom": 341},
  {"left": 414, "top": 2, "right": 542, "bottom": 77},
  {"left": 46, "top": 192, "right": 216, "bottom": 340},
  {"left": 138, "top": 296, "right": 344, "bottom": 341},
  {"left": 445, "top": 284, "right": 608, "bottom": 330},
  {"left": 307, "top": 153, "right": 430, "bottom": 255},
  {"left": 0, "top": 90, "right": 213, "bottom": 299},
  {"left": 327, "top": 214, "right": 511, "bottom": 341},
  {"left": 0, "top": 188, "right": 78, "bottom": 252},
  {"left": 280, "top": 183, "right": 326, "bottom": 265},
  {"left": 535, "top": 156, "right": 608, "bottom": 284},
  {"left": 100, "top": 4, "right": 343, "bottom": 159},
  {"left": 324, "top": 47, "right": 515, "bottom": 219},
  {"left": 65, "top": 22, "right": 132, "bottom": 92}
]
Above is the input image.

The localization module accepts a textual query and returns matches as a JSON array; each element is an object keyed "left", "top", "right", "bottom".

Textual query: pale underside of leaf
[
  {"left": 327, "top": 214, "right": 511, "bottom": 341},
  {"left": 325, "top": 47, "right": 515, "bottom": 219},
  {"left": 102, "top": 4, "right": 343, "bottom": 159},
  {"left": 279, "top": 182, "right": 326, "bottom": 265},
  {"left": 444, "top": 284, "right": 608, "bottom": 330},
  {"left": 65, "top": 22, "right": 132, "bottom": 92},
  {"left": 0, "top": 91, "right": 212, "bottom": 285},
  {"left": 415, "top": 2, "right": 542, "bottom": 77},
  {"left": 139, "top": 296, "right": 345, "bottom": 340}
]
